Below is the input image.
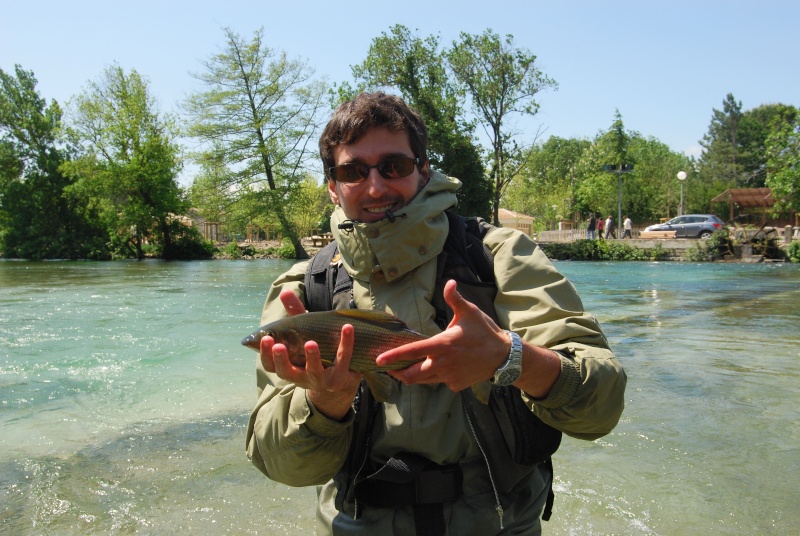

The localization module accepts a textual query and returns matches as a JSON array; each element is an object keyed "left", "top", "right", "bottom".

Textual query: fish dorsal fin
[{"left": 333, "top": 309, "right": 417, "bottom": 334}]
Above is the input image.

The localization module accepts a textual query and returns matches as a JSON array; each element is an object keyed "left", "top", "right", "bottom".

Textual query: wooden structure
[
  {"left": 639, "top": 230, "right": 677, "bottom": 239},
  {"left": 309, "top": 233, "right": 334, "bottom": 247},
  {"left": 710, "top": 188, "right": 775, "bottom": 222},
  {"left": 198, "top": 221, "right": 220, "bottom": 241}
]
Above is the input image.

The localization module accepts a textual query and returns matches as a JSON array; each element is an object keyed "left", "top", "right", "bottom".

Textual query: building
[{"left": 498, "top": 208, "right": 535, "bottom": 236}]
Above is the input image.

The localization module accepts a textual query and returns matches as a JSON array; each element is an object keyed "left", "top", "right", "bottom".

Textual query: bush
[
  {"left": 158, "top": 224, "right": 215, "bottom": 260},
  {"left": 277, "top": 238, "right": 295, "bottom": 259},
  {"left": 223, "top": 241, "right": 242, "bottom": 259},
  {"left": 787, "top": 241, "right": 800, "bottom": 263},
  {"left": 539, "top": 239, "right": 669, "bottom": 261},
  {"left": 684, "top": 230, "right": 733, "bottom": 262}
]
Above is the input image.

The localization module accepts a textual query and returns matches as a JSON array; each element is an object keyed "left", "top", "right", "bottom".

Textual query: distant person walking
[
  {"left": 597, "top": 215, "right": 605, "bottom": 239},
  {"left": 587, "top": 213, "right": 597, "bottom": 240},
  {"left": 605, "top": 215, "right": 617, "bottom": 239},
  {"left": 622, "top": 215, "right": 632, "bottom": 239}
]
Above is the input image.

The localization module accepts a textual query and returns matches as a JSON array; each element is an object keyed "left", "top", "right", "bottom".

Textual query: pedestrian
[
  {"left": 605, "top": 215, "right": 617, "bottom": 239},
  {"left": 596, "top": 215, "right": 605, "bottom": 239},
  {"left": 622, "top": 215, "right": 632, "bottom": 239},
  {"left": 587, "top": 213, "right": 596, "bottom": 240},
  {"left": 246, "top": 92, "right": 626, "bottom": 536}
]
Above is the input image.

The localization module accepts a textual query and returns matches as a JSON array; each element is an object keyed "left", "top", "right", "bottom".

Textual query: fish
[{"left": 241, "top": 309, "right": 491, "bottom": 404}]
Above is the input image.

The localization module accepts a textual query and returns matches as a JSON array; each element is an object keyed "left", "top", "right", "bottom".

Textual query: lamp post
[
  {"left": 677, "top": 171, "right": 687, "bottom": 216},
  {"left": 602, "top": 164, "right": 634, "bottom": 230}
]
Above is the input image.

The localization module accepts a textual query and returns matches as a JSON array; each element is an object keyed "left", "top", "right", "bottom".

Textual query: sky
[{"left": 2, "top": 0, "right": 798, "bottom": 169}]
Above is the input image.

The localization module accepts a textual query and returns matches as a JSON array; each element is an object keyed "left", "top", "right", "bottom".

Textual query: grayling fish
[{"left": 242, "top": 309, "right": 490, "bottom": 403}]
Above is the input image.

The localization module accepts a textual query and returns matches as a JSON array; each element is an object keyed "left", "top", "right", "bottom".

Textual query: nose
[{"left": 364, "top": 167, "right": 389, "bottom": 196}]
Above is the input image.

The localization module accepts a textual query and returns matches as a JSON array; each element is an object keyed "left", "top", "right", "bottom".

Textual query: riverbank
[
  {"left": 538, "top": 237, "right": 785, "bottom": 262},
  {"left": 213, "top": 236, "right": 790, "bottom": 263}
]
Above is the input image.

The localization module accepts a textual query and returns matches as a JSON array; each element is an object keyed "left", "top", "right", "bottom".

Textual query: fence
[{"left": 536, "top": 228, "right": 648, "bottom": 242}]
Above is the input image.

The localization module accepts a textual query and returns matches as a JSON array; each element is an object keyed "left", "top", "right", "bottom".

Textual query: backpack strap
[
  {"left": 304, "top": 241, "right": 352, "bottom": 312},
  {"left": 433, "top": 212, "right": 498, "bottom": 328}
]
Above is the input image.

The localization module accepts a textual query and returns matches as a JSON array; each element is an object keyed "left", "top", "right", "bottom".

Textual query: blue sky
[{"left": 2, "top": 0, "right": 798, "bottom": 165}]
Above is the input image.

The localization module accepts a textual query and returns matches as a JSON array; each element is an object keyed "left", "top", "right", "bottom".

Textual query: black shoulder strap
[
  {"left": 443, "top": 211, "right": 495, "bottom": 283},
  {"left": 304, "top": 240, "right": 349, "bottom": 312}
]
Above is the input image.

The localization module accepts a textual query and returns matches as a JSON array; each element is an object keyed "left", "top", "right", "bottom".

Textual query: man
[
  {"left": 587, "top": 213, "right": 597, "bottom": 240},
  {"left": 605, "top": 215, "right": 617, "bottom": 239},
  {"left": 246, "top": 92, "right": 626, "bottom": 535},
  {"left": 622, "top": 215, "right": 632, "bottom": 239}
]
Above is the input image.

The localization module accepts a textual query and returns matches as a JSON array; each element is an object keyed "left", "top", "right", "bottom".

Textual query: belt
[{"left": 353, "top": 453, "right": 464, "bottom": 536}]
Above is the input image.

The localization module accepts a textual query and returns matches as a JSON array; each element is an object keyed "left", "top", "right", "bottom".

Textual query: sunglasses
[{"left": 328, "top": 155, "right": 420, "bottom": 183}]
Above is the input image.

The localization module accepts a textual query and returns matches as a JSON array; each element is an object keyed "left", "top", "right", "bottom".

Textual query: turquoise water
[{"left": 1, "top": 260, "right": 798, "bottom": 534}]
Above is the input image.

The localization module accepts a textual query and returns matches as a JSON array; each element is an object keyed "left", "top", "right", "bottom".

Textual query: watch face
[{"left": 496, "top": 366, "right": 521, "bottom": 386}]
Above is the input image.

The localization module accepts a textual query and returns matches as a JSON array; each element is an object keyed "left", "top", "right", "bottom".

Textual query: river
[{"left": 1, "top": 259, "right": 798, "bottom": 534}]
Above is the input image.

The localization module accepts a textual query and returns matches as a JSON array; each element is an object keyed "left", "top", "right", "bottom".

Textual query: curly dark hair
[{"left": 319, "top": 92, "right": 428, "bottom": 179}]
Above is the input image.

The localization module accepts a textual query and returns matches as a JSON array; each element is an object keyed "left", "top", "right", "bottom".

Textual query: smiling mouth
[
  {"left": 364, "top": 204, "right": 395, "bottom": 215},
  {"left": 362, "top": 201, "right": 402, "bottom": 216}
]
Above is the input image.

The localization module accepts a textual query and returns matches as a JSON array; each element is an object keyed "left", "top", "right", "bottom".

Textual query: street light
[
  {"left": 602, "top": 164, "right": 635, "bottom": 229},
  {"left": 677, "top": 171, "right": 687, "bottom": 216}
]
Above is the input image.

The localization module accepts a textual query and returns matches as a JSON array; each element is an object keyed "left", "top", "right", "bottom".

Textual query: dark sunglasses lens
[
  {"left": 335, "top": 164, "right": 367, "bottom": 183},
  {"left": 378, "top": 156, "right": 415, "bottom": 179}
]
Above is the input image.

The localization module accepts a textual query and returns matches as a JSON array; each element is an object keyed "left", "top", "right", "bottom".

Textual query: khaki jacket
[{"left": 246, "top": 171, "right": 626, "bottom": 534}]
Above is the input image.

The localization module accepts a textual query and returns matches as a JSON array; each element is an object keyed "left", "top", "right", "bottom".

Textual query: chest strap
[{"left": 353, "top": 452, "right": 462, "bottom": 536}]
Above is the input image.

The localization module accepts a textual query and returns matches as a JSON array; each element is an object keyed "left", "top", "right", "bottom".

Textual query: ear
[
  {"left": 419, "top": 159, "right": 430, "bottom": 186},
  {"left": 328, "top": 179, "right": 340, "bottom": 205}
]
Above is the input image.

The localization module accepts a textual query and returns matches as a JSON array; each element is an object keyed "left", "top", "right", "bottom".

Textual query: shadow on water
[{"left": 1, "top": 410, "right": 317, "bottom": 535}]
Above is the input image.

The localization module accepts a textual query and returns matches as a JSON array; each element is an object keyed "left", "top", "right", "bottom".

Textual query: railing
[
  {"left": 535, "top": 229, "right": 585, "bottom": 242},
  {"left": 535, "top": 228, "right": 647, "bottom": 242}
]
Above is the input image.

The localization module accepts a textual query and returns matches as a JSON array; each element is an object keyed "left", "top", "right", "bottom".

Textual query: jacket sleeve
[
  {"left": 245, "top": 261, "right": 355, "bottom": 486},
  {"left": 485, "top": 227, "right": 627, "bottom": 440}
]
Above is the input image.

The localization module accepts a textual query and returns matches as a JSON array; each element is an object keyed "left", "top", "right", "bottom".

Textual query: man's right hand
[{"left": 259, "top": 290, "right": 361, "bottom": 421}]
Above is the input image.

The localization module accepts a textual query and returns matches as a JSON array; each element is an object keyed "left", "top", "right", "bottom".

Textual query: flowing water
[{"left": 1, "top": 259, "right": 798, "bottom": 535}]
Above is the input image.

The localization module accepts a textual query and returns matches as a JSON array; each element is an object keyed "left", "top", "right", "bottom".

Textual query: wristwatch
[{"left": 493, "top": 330, "right": 523, "bottom": 386}]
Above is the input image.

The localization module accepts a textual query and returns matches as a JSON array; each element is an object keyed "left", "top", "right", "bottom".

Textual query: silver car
[{"left": 644, "top": 214, "right": 725, "bottom": 239}]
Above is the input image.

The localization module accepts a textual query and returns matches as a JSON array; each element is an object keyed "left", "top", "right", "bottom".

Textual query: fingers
[
  {"left": 335, "top": 323, "right": 355, "bottom": 372},
  {"left": 259, "top": 335, "right": 276, "bottom": 372},
  {"left": 260, "top": 334, "right": 305, "bottom": 381},
  {"left": 280, "top": 289, "right": 306, "bottom": 316},
  {"left": 376, "top": 335, "right": 446, "bottom": 367},
  {"left": 442, "top": 279, "right": 463, "bottom": 307}
]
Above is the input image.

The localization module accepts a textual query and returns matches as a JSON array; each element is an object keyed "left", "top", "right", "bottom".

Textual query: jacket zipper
[{"left": 464, "top": 404, "right": 504, "bottom": 530}]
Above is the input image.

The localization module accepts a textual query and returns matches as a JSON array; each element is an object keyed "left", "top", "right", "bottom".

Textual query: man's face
[{"left": 328, "top": 127, "right": 429, "bottom": 223}]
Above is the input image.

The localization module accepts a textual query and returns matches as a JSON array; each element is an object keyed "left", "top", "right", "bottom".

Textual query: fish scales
[{"left": 242, "top": 309, "right": 427, "bottom": 373}]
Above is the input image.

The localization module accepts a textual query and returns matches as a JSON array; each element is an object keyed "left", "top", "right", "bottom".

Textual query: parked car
[{"left": 644, "top": 214, "right": 725, "bottom": 239}]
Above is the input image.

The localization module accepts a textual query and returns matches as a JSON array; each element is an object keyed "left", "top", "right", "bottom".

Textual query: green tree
[
  {"left": 698, "top": 93, "right": 744, "bottom": 188},
  {"left": 351, "top": 25, "right": 492, "bottom": 218},
  {"left": 571, "top": 113, "right": 692, "bottom": 225},
  {"left": 62, "top": 64, "right": 187, "bottom": 259},
  {"left": 0, "top": 65, "right": 106, "bottom": 259},
  {"left": 447, "top": 29, "right": 557, "bottom": 224},
  {"left": 738, "top": 103, "right": 798, "bottom": 187},
  {"left": 184, "top": 27, "right": 329, "bottom": 259},
  {"left": 507, "top": 136, "right": 589, "bottom": 225},
  {"left": 625, "top": 136, "right": 692, "bottom": 222},
  {"left": 766, "top": 120, "right": 800, "bottom": 213},
  {"left": 290, "top": 175, "right": 332, "bottom": 236},
  {"left": 575, "top": 112, "right": 634, "bottom": 224}
]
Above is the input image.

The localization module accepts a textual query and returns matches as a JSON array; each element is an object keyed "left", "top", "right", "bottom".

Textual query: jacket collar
[{"left": 330, "top": 171, "right": 461, "bottom": 283}]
